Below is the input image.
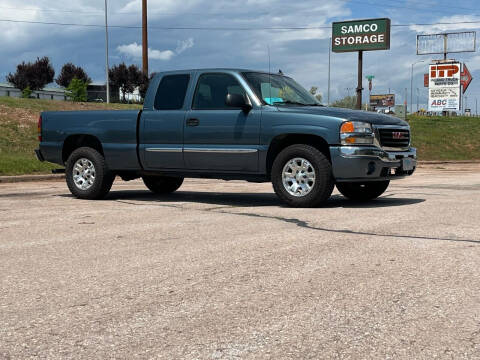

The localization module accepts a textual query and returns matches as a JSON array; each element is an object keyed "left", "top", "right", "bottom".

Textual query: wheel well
[
  {"left": 62, "top": 135, "right": 104, "bottom": 163},
  {"left": 266, "top": 134, "right": 331, "bottom": 176}
]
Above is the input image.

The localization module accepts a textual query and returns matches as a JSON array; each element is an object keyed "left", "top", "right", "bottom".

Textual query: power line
[
  {"left": 3, "top": 1, "right": 480, "bottom": 18},
  {"left": 1, "top": 18, "right": 480, "bottom": 30}
]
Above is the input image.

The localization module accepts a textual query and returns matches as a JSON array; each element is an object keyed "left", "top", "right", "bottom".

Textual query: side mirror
[{"left": 225, "top": 93, "right": 252, "bottom": 113}]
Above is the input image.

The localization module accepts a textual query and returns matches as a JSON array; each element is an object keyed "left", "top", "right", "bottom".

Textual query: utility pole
[
  {"left": 327, "top": 37, "right": 331, "bottom": 106},
  {"left": 142, "top": 0, "right": 148, "bottom": 76},
  {"left": 356, "top": 50, "right": 363, "bottom": 110},
  {"left": 416, "top": 88, "right": 419, "bottom": 112},
  {"left": 476, "top": 98, "right": 478, "bottom": 117},
  {"left": 104, "top": 0, "right": 110, "bottom": 103},
  {"left": 410, "top": 60, "right": 425, "bottom": 114},
  {"left": 366, "top": 75, "right": 374, "bottom": 111}
]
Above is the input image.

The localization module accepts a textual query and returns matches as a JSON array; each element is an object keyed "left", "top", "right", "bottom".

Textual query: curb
[
  {"left": 0, "top": 160, "right": 479, "bottom": 183},
  {"left": 418, "top": 160, "right": 480, "bottom": 165},
  {"left": 0, "top": 174, "right": 65, "bottom": 183}
]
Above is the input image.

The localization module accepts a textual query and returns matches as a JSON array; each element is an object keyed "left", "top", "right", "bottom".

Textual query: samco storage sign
[
  {"left": 332, "top": 18, "right": 391, "bottom": 52},
  {"left": 428, "top": 62, "right": 461, "bottom": 112}
]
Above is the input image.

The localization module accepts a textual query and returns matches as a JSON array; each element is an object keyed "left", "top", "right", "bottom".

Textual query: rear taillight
[{"left": 38, "top": 115, "right": 42, "bottom": 142}]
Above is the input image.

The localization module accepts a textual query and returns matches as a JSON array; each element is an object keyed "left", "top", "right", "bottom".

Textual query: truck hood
[{"left": 276, "top": 106, "right": 408, "bottom": 126}]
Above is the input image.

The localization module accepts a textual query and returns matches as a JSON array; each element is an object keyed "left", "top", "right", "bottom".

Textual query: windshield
[{"left": 242, "top": 72, "right": 320, "bottom": 106}]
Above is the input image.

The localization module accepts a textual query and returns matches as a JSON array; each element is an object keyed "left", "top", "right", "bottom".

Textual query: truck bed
[{"left": 40, "top": 110, "right": 142, "bottom": 170}]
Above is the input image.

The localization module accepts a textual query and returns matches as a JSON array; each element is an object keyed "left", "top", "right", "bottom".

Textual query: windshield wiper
[
  {"left": 272, "top": 100, "right": 324, "bottom": 107},
  {"left": 272, "top": 100, "right": 309, "bottom": 106}
]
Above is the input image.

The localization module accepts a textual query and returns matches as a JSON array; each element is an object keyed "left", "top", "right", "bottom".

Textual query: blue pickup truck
[{"left": 36, "top": 68, "right": 416, "bottom": 207}]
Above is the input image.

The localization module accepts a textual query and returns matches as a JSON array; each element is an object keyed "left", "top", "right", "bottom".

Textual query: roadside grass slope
[
  {"left": 0, "top": 97, "right": 141, "bottom": 175},
  {"left": 0, "top": 97, "right": 479, "bottom": 175},
  {"left": 409, "top": 115, "right": 480, "bottom": 161}
]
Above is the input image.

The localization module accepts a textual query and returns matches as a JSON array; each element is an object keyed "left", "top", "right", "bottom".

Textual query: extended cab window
[
  {"left": 154, "top": 74, "right": 190, "bottom": 110},
  {"left": 193, "top": 73, "right": 246, "bottom": 110}
]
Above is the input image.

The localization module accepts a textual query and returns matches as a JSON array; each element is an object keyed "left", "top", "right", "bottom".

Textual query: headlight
[{"left": 340, "top": 121, "right": 374, "bottom": 145}]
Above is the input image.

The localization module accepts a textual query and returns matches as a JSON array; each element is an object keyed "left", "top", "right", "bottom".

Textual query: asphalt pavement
[{"left": 1, "top": 163, "right": 480, "bottom": 359}]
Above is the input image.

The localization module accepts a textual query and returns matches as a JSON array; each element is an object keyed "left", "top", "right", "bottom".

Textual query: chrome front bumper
[
  {"left": 330, "top": 146, "right": 417, "bottom": 182},
  {"left": 339, "top": 146, "right": 416, "bottom": 164}
]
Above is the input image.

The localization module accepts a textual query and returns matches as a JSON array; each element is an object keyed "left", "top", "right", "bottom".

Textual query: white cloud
[
  {"left": 410, "top": 15, "right": 480, "bottom": 33},
  {"left": 176, "top": 38, "right": 194, "bottom": 54},
  {"left": 120, "top": 0, "right": 202, "bottom": 14},
  {"left": 117, "top": 42, "right": 175, "bottom": 60},
  {"left": 117, "top": 39, "right": 194, "bottom": 61}
]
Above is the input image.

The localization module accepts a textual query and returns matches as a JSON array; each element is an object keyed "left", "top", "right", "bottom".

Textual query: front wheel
[
  {"left": 336, "top": 180, "right": 390, "bottom": 201},
  {"left": 271, "top": 144, "right": 334, "bottom": 207},
  {"left": 142, "top": 176, "right": 184, "bottom": 194},
  {"left": 66, "top": 147, "right": 115, "bottom": 200}
]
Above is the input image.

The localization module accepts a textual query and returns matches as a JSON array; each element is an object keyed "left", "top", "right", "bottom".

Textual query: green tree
[
  {"left": 331, "top": 95, "right": 357, "bottom": 109},
  {"left": 66, "top": 78, "right": 87, "bottom": 102},
  {"left": 21, "top": 86, "right": 33, "bottom": 99},
  {"left": 309, "top": 86, "right": 323, "bottom": 103}
]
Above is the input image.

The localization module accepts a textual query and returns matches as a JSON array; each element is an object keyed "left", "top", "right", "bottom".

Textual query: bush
[
  {"left": 66, "top": 78, "right": 87, "bottom": 102},
  {"left": 21, "top": 86, "right": 33, "bottom": 99}
]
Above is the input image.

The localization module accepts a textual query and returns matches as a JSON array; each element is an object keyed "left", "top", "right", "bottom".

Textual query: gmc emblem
[{"left": 392, "top": 132, "right": 405, "bottom": 139}]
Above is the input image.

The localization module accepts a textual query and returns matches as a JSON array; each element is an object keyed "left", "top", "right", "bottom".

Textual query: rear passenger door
[
  {"left": 184, "top": 72, "right": 260, "bottom": 172},
  {"left": 140, "top": 73, "right": 191, "bottom": 169}
]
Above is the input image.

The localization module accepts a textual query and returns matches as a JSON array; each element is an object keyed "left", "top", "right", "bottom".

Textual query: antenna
[{"left": 268, "top": 45, "right": 272, "bottom": 105}]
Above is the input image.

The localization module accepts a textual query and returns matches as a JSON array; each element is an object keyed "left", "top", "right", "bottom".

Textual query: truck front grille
[{"left": 378, "top": 128, "right": 410, "bottom": 149}]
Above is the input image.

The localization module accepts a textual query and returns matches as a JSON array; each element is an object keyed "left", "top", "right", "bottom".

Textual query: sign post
[{"left": 332, "top": 18, "right": 391, "bottom": 110}]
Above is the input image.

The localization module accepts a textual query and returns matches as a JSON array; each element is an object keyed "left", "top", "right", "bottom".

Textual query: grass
[
  {"left": 0, "top": 97, "right": 140, "bottom": 176},
  {"left": 0, "top": 97, "right": 479, "bottom": 175},
  {"left": 0, "top": 96, "right": 142, "bottom": 113},
  {"left": 409, "top": 115, "right": 480, "bottom": 161}
]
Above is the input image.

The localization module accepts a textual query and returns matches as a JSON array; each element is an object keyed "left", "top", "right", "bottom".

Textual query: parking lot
[{"left": 1, "top": 163, "right": 480, "bottom": 359}]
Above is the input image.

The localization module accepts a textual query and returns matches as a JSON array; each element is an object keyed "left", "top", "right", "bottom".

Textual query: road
[{"left": 1, "top": 164, "right": 480, "bottom": 359}]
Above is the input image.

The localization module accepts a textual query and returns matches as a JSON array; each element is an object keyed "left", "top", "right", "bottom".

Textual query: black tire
[
  {"left": 336, "top": 180, "right": 390, "bottom": 201},
  {"left": 65, "top": 147, "right": 115, "bottom": 200},
  {"left": 271, "top": 144, "right": 334, "bottom": 207},
  {"left": 142, "top": 176, "right": 184, "bottom": 194}
]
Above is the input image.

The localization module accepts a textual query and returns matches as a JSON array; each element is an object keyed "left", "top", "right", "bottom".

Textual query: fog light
[{"left": 367, "top": 161, "right": 376, "bottom": 175}]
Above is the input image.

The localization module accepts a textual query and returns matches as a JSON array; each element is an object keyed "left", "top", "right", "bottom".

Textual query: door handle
[{"left": 186, "top": 118, "right": 199, "bottom": 127}]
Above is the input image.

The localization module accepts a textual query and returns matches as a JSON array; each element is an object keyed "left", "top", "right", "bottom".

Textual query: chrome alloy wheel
[
  {"left": 72, "top": 158, "right": 96, "bottom": 190},
  {"left": 282, "top": 157, "right": 316, "bottom": 197}
]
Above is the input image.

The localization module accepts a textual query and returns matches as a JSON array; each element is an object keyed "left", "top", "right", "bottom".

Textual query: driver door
[{"left": 184, "top": 72, "right": 260, "bottom": 172}]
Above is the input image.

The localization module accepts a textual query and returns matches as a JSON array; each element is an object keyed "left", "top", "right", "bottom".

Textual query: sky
[{"left": 0, "top": 0, "right": 479, "bottom": 111}]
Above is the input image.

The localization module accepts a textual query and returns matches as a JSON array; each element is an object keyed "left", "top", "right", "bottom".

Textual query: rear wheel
[
  {"left": 271, "top": 144, "right": 334, "bottom": 207},
  {"left": 66, "top": 147, "right": 115, "bottom": 200},
  {"left": 142, "top": 176, "right": 184, "bottom": 194},
  {"left": 336, "top": 180, "right": 390, "bottom": 201}
]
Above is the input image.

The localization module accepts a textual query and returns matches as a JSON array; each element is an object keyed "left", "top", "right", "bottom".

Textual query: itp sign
[
  {"left": 428, "top": 62, "right": 461, "bottom": 112},
  {"left": 430, "top": 64, "right": 460, "bottom": 78}
]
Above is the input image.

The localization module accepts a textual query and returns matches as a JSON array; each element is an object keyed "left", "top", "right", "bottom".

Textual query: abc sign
[{"left": 431, "top": 99, "right": 447, "bottom": 106}]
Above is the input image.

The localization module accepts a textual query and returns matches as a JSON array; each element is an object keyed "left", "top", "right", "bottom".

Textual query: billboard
[
  {"left": 428, "top": 62, "right": 461, "bottom": 112},
  {"left": 417, "top": 32, "right": 476, "bottom": 55},
  {"left": 332, "top": 18, "right": 391, "bottom": 53},
  {"left": 370, "top": 94, "right": 395, "bottom": 107}
]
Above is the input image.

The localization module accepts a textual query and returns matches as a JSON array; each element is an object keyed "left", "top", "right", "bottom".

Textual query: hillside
[
  {"left": 0, "top": 97, "right": 479, "bottom": 176},
  {"left": 409, "top": 115, "right": 480, "bottom": 161},
  {"left": 0, "top": 97, "right": 141, "bottom": 175}
]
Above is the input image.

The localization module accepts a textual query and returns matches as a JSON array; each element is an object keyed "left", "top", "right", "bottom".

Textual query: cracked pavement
[{"left": 1, "top": 163, "right": 480, "bottom": 359}]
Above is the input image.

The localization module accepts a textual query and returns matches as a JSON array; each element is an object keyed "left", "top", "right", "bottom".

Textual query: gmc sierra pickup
[{"left": 36, "top": 68, "right": 416, "bottom": 207}]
